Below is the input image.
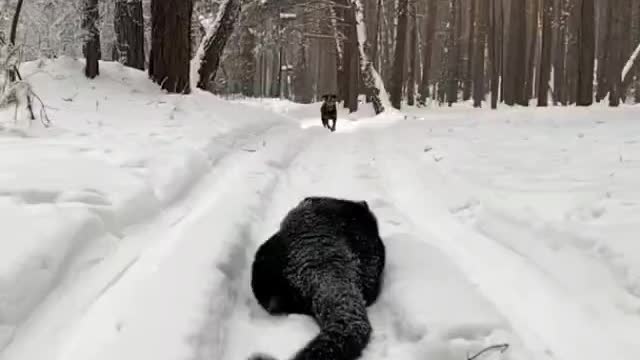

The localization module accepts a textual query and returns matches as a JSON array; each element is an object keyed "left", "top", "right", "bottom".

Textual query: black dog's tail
[
  {"left": 249, "top": 270, "right": 372, "bottom": 360},
  {"left": 291, "top": 268, "right": 372, "bottom": 360}
]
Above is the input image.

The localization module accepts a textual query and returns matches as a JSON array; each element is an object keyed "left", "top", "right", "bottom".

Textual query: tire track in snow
[
  {"left": 0, "top": 122, "right": 315, "bottom": 360},
  {"left": 370, "top": 130, "right": 636, "bottom": 360}
]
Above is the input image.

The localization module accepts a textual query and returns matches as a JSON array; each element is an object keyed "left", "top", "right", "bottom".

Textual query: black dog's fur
[
  {"left": 249, "top": 196, "right": 386, "bottom": 360},
  {"left": 321, "top": 94, "right": 338, "bottom": 132}
]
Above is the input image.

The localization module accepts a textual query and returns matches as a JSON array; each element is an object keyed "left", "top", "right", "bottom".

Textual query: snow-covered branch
[{"left": 622, "top": 42, "right": 640, "bottom": 83}]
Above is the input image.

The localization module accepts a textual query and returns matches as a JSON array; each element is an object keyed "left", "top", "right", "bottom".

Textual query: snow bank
[
  {"left": 0, "top": 57, "right": 291, "bottom": 351},
  {"left": 386, "top": 104, "right": 640, "bottom": 360}
]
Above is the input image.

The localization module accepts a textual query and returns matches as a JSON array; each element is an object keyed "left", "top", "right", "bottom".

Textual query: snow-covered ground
[{"left": 1, "top": 59, "right": 639, "bottom": 360}]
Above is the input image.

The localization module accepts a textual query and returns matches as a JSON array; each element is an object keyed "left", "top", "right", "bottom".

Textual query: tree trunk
[
  {"left": 114, "top": 0, "right": 145, "bottom": 70},
  {"left": 595, "top": 1, "right": 611, "bottom": 102},
  {"left": 565, "top": 0, "right": 579, "bottom": 104},
  {"left": 7, "top": 0, "right": 24, "bottom": 82},
  {"left": 472, "top": 0, "right": 488, "bottom": 107},
  {"left": 9, "top": 0, "right": 24, "bottom": 46},
  {"left": 576, "top": 0, "right": 595, "bottom": 106},
  {"left": 193, "top": 0, "right": 241, "bottom": 91},
  {"left": 330, "top": 1, "right": 345, "bottom": 103},
  {"left": 537, "top": 0, "right": 553, "bottom": 106},
  {"left": 553, "top": 0, "right": 567, "bottom": 105},
  {"left": 633, "top": 1, "right": 640, "bottom": 103},
  {"left": 446, "top": 0, "right": 460, "bottom": 106},
  {"left": 418, "top": 0, "right": 438, "bottom": 105},
  {"left": 489, "top": 0, "right": 503, "bottom": 109},
  {"left": 348, "top": 0, "right": 387, "bottom": 114},
  {"left": 608, "top": 0, "right": 624, "bottom": 106},
  {"left": 463, "top": 0, "right": 476, "bottom": 101},
  {"left": 341, "top": 0, "right": 359, "bottom": 112},
  {"left": 390, "top": 0, "right": 409, "bottom": 109},
  {"left": 372, "top": 0, "right": 383, "bottom": 70},
  {"left": 524, "top": 0, "right": 539, "bottom": 101},
  {"left": 407, "top": 1, "right": 417, "bottom": 106},
  {"left": 149, "top": 0, "right": 193, "bottom": 93},
  {"left": 82, "top": 0, "right": 101, "bottom": 79},
  {"left": 504, "top": 0, "right": 528, "bottom": 106},
  {"left": 240, "top": 26, "right": 257, "bottom": 98}
]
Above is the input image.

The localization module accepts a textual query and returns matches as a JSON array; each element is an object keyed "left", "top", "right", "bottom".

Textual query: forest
[{"left": 1, "top": 0, "right": 639, "bottom": 116}]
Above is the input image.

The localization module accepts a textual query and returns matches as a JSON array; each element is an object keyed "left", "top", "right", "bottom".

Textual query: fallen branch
[{"left": 467, "top": 343, "right": 510, "bottom": 360}]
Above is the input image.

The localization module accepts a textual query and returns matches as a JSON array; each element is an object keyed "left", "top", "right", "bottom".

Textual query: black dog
[
  {"left": 250, "top": 196, "right": 386, "bottom": 360},
  {"left": 320, "top": 94, "right": 338, "bottom": 132}
]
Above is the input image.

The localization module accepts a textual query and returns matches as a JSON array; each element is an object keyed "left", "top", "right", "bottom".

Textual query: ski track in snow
[
  {"left": 372, "top": 124, "right": 640, "bottom": 360},
  {"left": 210, "top": 127, "right": 530, "bottom": 360},
  {"left": 0, "top": 121, "right": 313, "bottom": 360}
]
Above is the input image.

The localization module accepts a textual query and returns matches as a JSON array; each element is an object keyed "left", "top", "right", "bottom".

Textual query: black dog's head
[{"left": 322, "top": 94, "right": 337, "bottom": 108}]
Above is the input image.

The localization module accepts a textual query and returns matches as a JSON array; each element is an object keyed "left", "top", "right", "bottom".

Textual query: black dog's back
[{"left": 250, "top": 196, "right": 386, "bottom": 360}]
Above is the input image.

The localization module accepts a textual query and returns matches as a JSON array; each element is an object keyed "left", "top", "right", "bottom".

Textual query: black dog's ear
[
  {"left": 321, "top": 95, "right": 328, "bottom": 101},
  {"left": 358, "top": 200, "right": 369, "bottom": 209}
]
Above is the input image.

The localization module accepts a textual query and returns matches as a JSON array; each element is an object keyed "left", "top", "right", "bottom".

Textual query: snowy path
[
  {"left": 5, "top": 109, "right": 640, "bottom": 360},
  {"left": 2, "top": 59, "right": 639, "bottom": 360}
]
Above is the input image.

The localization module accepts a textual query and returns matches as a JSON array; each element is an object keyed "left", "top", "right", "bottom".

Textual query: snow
[{"left": 1, "top": 58, "right": 640, "bottom": 360}]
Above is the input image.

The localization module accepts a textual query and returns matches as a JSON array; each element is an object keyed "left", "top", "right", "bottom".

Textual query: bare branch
[{"left": 467, "top": 344, "right": 510, "bottom": 360}]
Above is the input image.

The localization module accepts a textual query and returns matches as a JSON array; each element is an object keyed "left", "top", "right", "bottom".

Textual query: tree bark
[
  {"left": 349, "top": 0, "right": 387, "bottom": 114},
  {"left": 607, "top": 0, "right": 624, "bottom": 106},
  {"left": 149, "top": 0, "right": 193, "bottom": 93},
  {"left": 489, "top": 0, "right": 503, "bottom": 109},
  {"left": 407, "top": 1, "right": 417, "bottom": 106},
  {"left": 418, "top": 0, "right": 438, "bottom": 105},
  {"left": 463, "top": 0, "right": 476, "bottom": 101},
  {"left": 82, "top": 0, "right": 101, "bottom": 79},
  {"left": 446, "top": 0, "right": 460, "bottom": 106},
  {"left": 504, "top": 0, "right": 528, "bottom": 106},
  {"left": 193, "top": 0, "right": 241, "bottom": 91},
  {"left": 576, "top": 0, "right": 595, "bottom": 106},
  {"left": 472, "top": 0, "right": 488, "bottom": 107},
  {"left": 553, "top": 0, "right": 567, "bottom": 105},
  {"left": 537, "top": 0, "right": 553, "bottom": 106},
  {"left": 390, "top": 0, "right": 409, "bottom": 109},
  {"left": 524, "top": 0, "right": 539, "bottom": 101},
  {"left": 114, "top": 0, "right": 145, "bottom": 70}
]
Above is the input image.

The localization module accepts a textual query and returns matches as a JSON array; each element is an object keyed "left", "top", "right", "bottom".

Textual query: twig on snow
[{"left": 467, "top": 343, "right": 510, "bottom": 360}]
